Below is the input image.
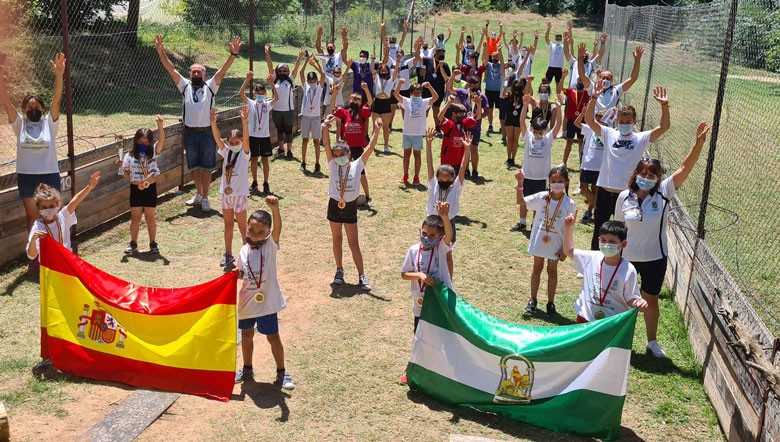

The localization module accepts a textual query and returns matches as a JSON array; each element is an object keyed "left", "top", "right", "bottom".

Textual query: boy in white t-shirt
[
  {"left": 240, "top": 72, "right": 279, "bottom": 195},
  {"left": 563, "top": 217, "right": 647, "bottom": 323},
  {"left": 573, "top": 104, "right": 607, "bottom": 223},
  {"left": 395, "top": 81, "right": 438, "bottom": 185},
  {"left": 399, "top": 201, "right": 453, "bottom": 385},
  {"left": 234, "top": 196, "right": 294, "bottom": 390},
  {"left": 584, "top": 83, "right": 670, "bottom": 250},
  {"left": 299, "top": 57, "right": 326, "bottom": 174},
  {"left": 209, "top": 107, "right": 251, "bottom": 267}
]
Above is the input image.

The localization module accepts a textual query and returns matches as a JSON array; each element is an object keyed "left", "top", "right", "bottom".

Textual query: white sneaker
[
  {"left": 572, "top": 188, "right": 581, "bottom": 195},
  {"left": 384, "top": 145, "right": 391, "bottom": 154},
  {"left": 646, "top": 340, "right": 667, "bottom": 358},
  {"left": 186, "top": 194, "right": 203, "bottom": 206},
  {"left": 576, "top": 272, "right": 584, "bottom": 279},
  {"left": 201, "top": 198, "right": 212, "bottom": 212}
]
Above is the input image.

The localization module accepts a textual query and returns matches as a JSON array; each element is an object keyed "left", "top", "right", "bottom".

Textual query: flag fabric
[
  {"left": 407, "top": 283, "right": 637, "bottom": 441},
  {"left": 39, "top": 237, "right": 237, "bottom": 401}
]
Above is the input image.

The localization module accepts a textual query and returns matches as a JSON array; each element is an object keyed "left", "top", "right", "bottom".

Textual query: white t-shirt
[
  {"left": 323, "top": 53, "right": 343, "bottom": 78},
  {"left": 391, "top": 58, "right": 414, "bottom": 91},
  {"left": 548, "top": 43, "right": 565, "bottom": 68},
  {"left": 388, "top": 45, "right": 400, "bottom": 61},
  {"left": 596, "top": 84, "right": 624, "bottom": 112},
  {"left": 401, "top": 242, "right": 454, "bottom": 317},
  {"left": 426, "top": 177, "right": 464, "bottom": 219},
  {"left": 301, "top": 83, "right": 324, "bottom": 117},
  {"left": 399, "top": 97, "right": 431, "bottom": 136},
  {"left": 374, "top": 75, "right": 395, "bottom": 98},
  {"left": 573, "top": 250, "right": 641, "bottom": 321},
  {"left": 521, "top": 130, "right": 554, "bottom": 180},
  {"left": 596, "top": 127, "right": 652, "bottom": 190},
  {"left": 324, "top": 77, "right": 345, "bottom": 108},
  {"left": 177, "top": 77, "right": 219, "bottom": 128},
  {"left": 247, "top": 98, "right": 274, "bottom": 138},
  {"left": 615, "top": 176, "right": 676, "bottom": 262},
  {"left": 218, "top": 147, "right": 250, "bottom": 196},
  {"left": 568, "top": 56, "right": 594, "bottom": 89},
  {"left": 26, "top": 208, "right": 77, "bottom": 259},
  {"left": 13, "top": 113, "right": 59, "bottom": 174},
  {"left": 273, "top": 78, "right": 296, "bottom": 112},
  {"left": 122, "top": 148, "right": 160, "bottom": 182},
  {"left": 236, "top": 239, "right": 286, "bottom": 319},
  {"left": 513, "top": 54, "right": 534, "bottom": 79},
  {"left": 580, "top": 124, "right": 605, "bottom": 172},
  {"left": 525, "top": 192, "right": 576, "bottom": 261},
  {"left": 328, "top": 157, "right": 365, "bottom": 202}
]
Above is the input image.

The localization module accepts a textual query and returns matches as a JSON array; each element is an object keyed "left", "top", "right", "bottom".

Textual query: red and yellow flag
[{"left": 39, "top": 237, "right": 237, "bottom": 401}]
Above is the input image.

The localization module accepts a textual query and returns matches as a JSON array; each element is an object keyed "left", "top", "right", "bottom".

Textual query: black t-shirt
[
  {"left": 531, "top": 103, "right": 556, "bottom": 124},
  {"left": 419, "top": 58, "right": 450, "bottom": 90}
]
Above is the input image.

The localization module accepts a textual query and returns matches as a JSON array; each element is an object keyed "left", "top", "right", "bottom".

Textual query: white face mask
[
  {"left": 228, "top": 143, "right": 243, "bottom": 153},
  {"left": 599, "top": 242, "right": 621, "bottom": 258},
  {"left": 40, "top": 208, "right": 58, "bottom": 219},
  {"left": 539, "top": 93, "right": 550, "bottom": 101},
  {"left": 335, "top": 155, "right": 349, "bottom": 166},
  {"left": 454, "top": 75, "right": 462, "bottom": 82},
  {"left": 549, "top": 182, "right": 566, "bottom": 193},
  {"left": 358, "top": 57, "right": 367, "bottom": 64}
]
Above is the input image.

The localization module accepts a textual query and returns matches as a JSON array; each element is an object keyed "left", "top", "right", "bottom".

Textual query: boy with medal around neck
[
  {"left": 563, "top": 215, "right": 647, "bottom": 323},
  {"left": 234, "top": 195, "right": 295, "bottom": 390}
]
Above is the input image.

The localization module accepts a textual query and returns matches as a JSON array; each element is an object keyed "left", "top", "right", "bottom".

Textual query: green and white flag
[{"left": 407, "top": 283, "right": 638, "bottom": 441}]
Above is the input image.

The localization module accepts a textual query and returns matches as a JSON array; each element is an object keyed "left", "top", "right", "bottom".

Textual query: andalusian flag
[
  {"left": 39, "top": 237, "right": 237, "bottom": 401},
  {"left": 407, "top": 283, "right": 637, "bottom": 441}
]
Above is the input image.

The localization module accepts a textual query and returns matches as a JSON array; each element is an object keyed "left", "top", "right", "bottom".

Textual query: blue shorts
[
  {"left": 469, "top": 128, "right": 481, "bottom": 146},
  {"left": 183, "top": 127, "right": 217, "bottom": 171},
  {"left": 402, "top": 134, "right": 424, "bottom": 151},
  {"left": 238, "top": 313, "right": 279, "bottom": 335},
  {"left": 18, "top": 172, "right": 61, "bottom": 199}
]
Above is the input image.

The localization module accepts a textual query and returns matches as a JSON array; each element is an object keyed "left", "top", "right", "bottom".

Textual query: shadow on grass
[
  {"left": 329, "top": 284, "right": 390, "bottom": 302},
  {"left": 630, "top": 350, "right": 703, "bottom": 381},
  {"left": 452, "top": 215, "right": 487, "bottom": 230},
  {"left": 398, "top": 183, "right": 428, "bottom": 193},
  {"left": 120, "top": 252, "right": 171, "bottom": 266},
  {"left": 0, "top": 269, "right": 38, "bottom": 297},
  {"left": 233, "top": 380, "right": 291, "bottom": 422},
  {"left": 520, "top": 310, "right": 577, "bottom": 326}
]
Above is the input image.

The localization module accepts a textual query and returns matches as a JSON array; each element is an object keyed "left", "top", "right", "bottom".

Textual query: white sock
[{"left": 520, "top": 217, "right": 526, "bottom": 224}]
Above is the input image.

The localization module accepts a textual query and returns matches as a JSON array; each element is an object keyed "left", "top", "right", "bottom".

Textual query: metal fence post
[
  {"left": 59, "top": 0, "right": 76, "bottom": 200},
  {"left": 639, "top": 6, "right": 657, "bottom": 132},
  {"left": 331, "top": 0, "right": 336, "bottom": 44},
  {"left": 697, "top": 0, "right": 738, "bottom": 239}
]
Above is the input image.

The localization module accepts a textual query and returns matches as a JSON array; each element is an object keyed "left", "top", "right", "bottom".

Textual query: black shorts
[
  {"left": 350, "top": 147, "right": 366, "bottom": 175},
  {"left": 129, "top": 183, "right": 157, "bottom": 208},
  {"left": 400, "top": 89, "right": 411, "bottom": 98},
  {"left": 566, "top": 120, "right": 583, "bottom": 139},
  {"left": 249, "top": 136, "right": 272, "bottom": 158},
  {"left": 432, "top": 87, "right": 446, "bottom": 107},
  {"left": 327, "top": 198, "right": 358, "bottom": 224},
  {"left": 372, "top": 98, "right": 392, "bottom": 114},
  {"left": 580, "top": 169, "right": 600, "bottom": 184},
  {"left": 545, "top": 67, "right": 563, "bottom": 84},
  {"left": 389, "top": 95, "right": 399, "bottom": 105},
  {"left": 499, "top": 98, "right": 512, "bottom": 120},
  {"left": 485, "top": 90, "right": 501, "bottom": 108},
  {"left": 632, "top": 257, "right": 668, "bottom": 296},
  {"left": 504, "top": 107, "right": 522, "bottom": 127},
  {"left": 522, "top": 178, "right": 546, "bottom": 197}
]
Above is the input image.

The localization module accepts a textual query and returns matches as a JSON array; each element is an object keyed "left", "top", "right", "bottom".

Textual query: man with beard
[{"left": 155, "top": 34, "right": 243, "bottom": 213}]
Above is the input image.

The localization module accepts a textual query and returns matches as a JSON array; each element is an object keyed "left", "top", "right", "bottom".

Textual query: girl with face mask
[
  {"left": 118, "top": 116, "right": 167, "bottom": 254},
  {"left": 265, "top": 45, "right": 305, "bottom": 160},
  {"left": 209, "top": 107, "right": 251, "bottom": 268},
  {"left": 614, "top": 123, "right": 710, "bottom": 358},
  {"left": 371, "top": 59, "right": 398, "bottom": 153},
  {"left": 1, "top": 53, "right": 67, "bottom": 235}
]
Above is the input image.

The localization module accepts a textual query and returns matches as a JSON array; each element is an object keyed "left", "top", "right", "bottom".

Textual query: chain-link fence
[
  {"left": 0, "top": 0, "right": 414, "bottom": 176},
  {"left": 601, "top": 0, "right": 780, "bottom": 336}
]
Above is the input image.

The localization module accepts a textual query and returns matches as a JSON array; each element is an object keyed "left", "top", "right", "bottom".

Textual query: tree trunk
[{"left": 126, "top": 0, "right": 140, "bottom": 47}]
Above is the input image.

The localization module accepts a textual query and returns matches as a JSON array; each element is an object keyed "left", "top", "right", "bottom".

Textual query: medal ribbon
[
  {"left": 438, "top": 186, "right": 451, "bottom": 203},
  {"left": 43, "top": 218, "right": 63, "bottom": 244},
  {"left": 256, "top": 101, "right": 267, "bottom": 131},
  {"left": 416, "top": 245, "right": 435, "bottom": 292},
  {"left": 245, "top": 250, "right": 264, "bottom": 289},
  {"left": 225, "top": 150, "right": 240, "bottom": 187},
  {"left": 307, "top": 84, "right": 317, "bottom": 109},
  {"left": 598, "top": 258, "right": 622, "bottom": 307},
  {"left": 543, "top": 196, "right": 563, "bottom": 234},
  {"left": 139, "top": 154, "right": 149, "bottom": 180},
  {"left": 338, "top": 162, "right": 351, "bottom": 201}
]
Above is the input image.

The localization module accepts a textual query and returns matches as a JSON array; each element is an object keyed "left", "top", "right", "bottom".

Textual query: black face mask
[
  {"left": 379, "top": 72, "right": 390, "bottom": 79},
  {"left": 454, "top": 115, "right": 464, "bottom": 124},
  {"left": 437, "top": 55, "right": 445, "bottom": 61},
  {"left": 422, "top": 45, "right": 429, "bottom": 50},
  {"left": 438, "top": 180, "right": 453, "bottom": 190},
  {"left": 246, "top": 237, "right": 266, "bottom": 250},
  {"left": 327, "top": 47, "right": 335, "bottom": 55},
  {"left": 349, "top": 102, "right": 360, "bottom": 111},
  {"left": 277, "top": 73, "right": 289, "bottom": 81},
  {"left": 191, "top": 77, "right": 204, "bottom": 87},
  {"left": 26, "top": 109, "right": 43, "bottom": 122}
]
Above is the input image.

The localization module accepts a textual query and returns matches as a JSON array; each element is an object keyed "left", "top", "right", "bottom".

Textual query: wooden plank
[
  {"left": 0, "top": 401, "right": 9, "bottom": 442},
  {"left": 78, "top": 390, "right": 179, "bottom": 442}
]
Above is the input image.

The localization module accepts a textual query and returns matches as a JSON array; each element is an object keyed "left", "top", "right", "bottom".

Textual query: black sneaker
[
  {"left": 263, "top": 182, "right": 270, "bottom": 195},
  {"left": 314, "top": 163, "right": 321, "bottom": 174},
  {"left": 525, "top": 299, "right": 538, "bottom": 313},
  {"left": 149, "top": 241, "right": 159, "bottom": 254},
  {"left": 504, "top": 159, "right": 511, "bottom": 167},
  {"left": 250, "top": 180, "right": 258, "bottom": 192},
  {"left": 464, "top": 169, "right": 471, "bottom": 179},
  {"left": 546, "top": 301, "right": 557, "bottom": 315},
  {"left": 286, "top": 151, "right": 293, "bottom": 160},
  {"left": 124, "top": 241, "right": 138, "bottom": 254},
  {"left": 471, "top": 170, "right": 479, "bottom": 180},
  {"left": 509, "top": 222, "right": 526, "bottom": 232},
  {"left": 300, "top": 162, "right": 307, "bottom": 171},
  {"left": 333, "top": 267, "right": 345, "bottom": 285}
]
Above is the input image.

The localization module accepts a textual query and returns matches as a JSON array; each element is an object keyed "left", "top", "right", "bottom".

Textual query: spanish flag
[{"left": 39, "top": 237, "right": 237, "bottom": 401}]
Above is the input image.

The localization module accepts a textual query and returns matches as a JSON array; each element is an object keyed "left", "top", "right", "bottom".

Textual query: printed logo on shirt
[
  {"left": 651, "top": 201, "right": 659, "bottom": 211},
  {"left": 593, "top": 135, "right": 604, "bottom": 150},
  {"left": 613, "top": 139, "right": 636, "bottom": 151},
  {"left": 529, "top": 138, "right": 546, "bottom": 158}
]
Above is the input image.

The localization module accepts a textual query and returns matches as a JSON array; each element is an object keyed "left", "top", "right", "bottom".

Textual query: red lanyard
[
  {"left": 256, "top": 101, "right": 267, "bottom": 128},
  {"left": 43, "top": 218, "right": 63, "bottom": 244},
  {"left": 416, "top": 245, "right": 435, "bottom": 292},
  {"left": 246, "top": 250, "right": 264, "bottom": 288},
  {"left": 598, "top": 259, "right": 622, "bottom": 306}
]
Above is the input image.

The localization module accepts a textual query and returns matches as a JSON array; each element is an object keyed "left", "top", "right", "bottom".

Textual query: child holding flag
[{"left": 234, "top": 195, "right": 295, "bottom": 390}]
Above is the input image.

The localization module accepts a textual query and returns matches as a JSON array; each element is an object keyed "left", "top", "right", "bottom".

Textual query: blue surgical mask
[
  {"left": 412, "top": 96, "right": 422, "bottom": 104},
  {"left": 256, "top": 94, "right": 265, "bottom": 101},
  {"left": 636, "top": 176, "right": 657, "bottom": 191},
  {"left": 335, "top": 155, "right": 349, "bottom": 166},
  {"left": 137, "top": 144, "right": 150, "bottom": 153},
  {"left": 599, "top": 242, "right": 621, "bottom": 257},
  {"left": 420, "top": 233, "right": 438, "bottom": 249},
  {"left": 576, "top": 83, "right": 584, "bottom": 91},
  {"left": 539, "top": 93, "right": 550, "bottom": 101},
  {"left": 603, "top": 80, "right": 612, "bottom": 89},
  {"left": 618, "top": 124, "right": 633, "bottom": 136}
]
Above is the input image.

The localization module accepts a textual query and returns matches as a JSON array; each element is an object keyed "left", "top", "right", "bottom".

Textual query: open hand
[
  {"left": 229, "top": 36, "right": 243, "bottom": 55},
  {"left": 652, "top": 86, "right": 668, "bottom": 105},
  {"left": 88, "top": 171, "right": 101, "bottom": 188}
]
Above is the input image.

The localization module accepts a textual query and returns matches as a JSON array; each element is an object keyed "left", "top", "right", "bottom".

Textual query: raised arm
[
  {"left": 321, "top": 114, "right": 336, "bottom": 162},
  {"left": 458, "top": 131, "right": 472, "bottom": 183},
  {"left": 267, "top": 74, "right": 280, "bottom": 107},
  {"left": 361, "top": 82, "right": 373, "bottom": 107},
  {"left": 438, "top": 95, "right": 455, "bottom": 122},
  {"left": 425, "top": 127, "right": 436, "bottom": 181},
  {"left": 312, "top": 57, "right": 326, "bottom": 86},
  {"left": 399, "top": 21, "right": 409, "bottom": 49},
  {"left": 341, "top": 27, "right": 349, "bottom": 62},
  {"left": 329, "top": 81, "right": 342, "bottom": 110},
  {"left": 544, "top": 22, "right": 552, "bottom": 46},
  {"left": 316, "top": 26, "right": 324, "bottom": 53},
  {"left": 214, "top": 36, "right": 242, "bottom": 86},
  {"left": 514, "top": 169, "right": 527, "bottom": 208},
  {"left": 592, "top": 33, "right": 608, "bottom": 66},
  {"left": 446, "top": 69, "right": 460, "bottom": 94},
  {"left": 425, "top": 82, "right": 439, "bottom": 104},
  {"left": 291, "top": 48, "right": 305, "bottom": 80},
  {"left": 393, "top": 78, "right": 405, "bottom": 102},
  {"left": 649, "top": 86, "right": 670, "bottom": 142},
  {"left": 457, "top": 26, "right": 466, "bottom": 49},
  {"left": 437, "top": 202, "right": 453, "bottom": 247},
  {"left": 621, "top": 46, "right": 643, "bottom": 92},
  {"left": 672, "top": 122, "right": 710, "bottom": 189},
  {"left": 209, "top": 108, "right": 226, "bottom": 150},
  {"left": 47, "top": 53, "right": 66, "bottom": 122},
  {"left": 155, "top": 115, "right": 165, "bottom": 154},
  {"left": 240, "top": 106, "right": 250, "bottom": 154},
  {"left": 154, "top": 35, "right": 182, "bottom": 85},
  {"left": 264, "top": 196, "right": 282, "bottom": 244},
  {"left": 563, "top": 210, "right": 577, "bottom": 259},
  {"left": 563, "top": 34, "right": 572, "bottom": 62},
  {"left": 519, "top": 94, "right": 531, "bottom": 134},
  {"left": 264, "top": 43, "right": 274, "bottom": 76},
  {"left": 584, "top": 80, "right": 604, "bottom": 137},
  {"left": 361, "top": 118, "right": 382, "bottom": 164},
  {"left": 66, "top": 171, "right": 101, "bottom": 215},
  {"left": 239, "top": 71, "right": 253, "bottom": 103},
  {"left": 577, "top": 42, "right": 591, "bottom": 89}
]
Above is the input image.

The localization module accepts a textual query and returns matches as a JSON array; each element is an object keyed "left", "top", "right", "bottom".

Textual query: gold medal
[
  {"left": 337, "top": 163, "right": 350, "bottom": 208},
  {"left": 542, "top": 234, "right": 550, "bottom": 244},
  {"left": 253, "top": 291, "right": 266, "bottom": 304},
  {"left": 225, "top": 186, "right": 233, "bottom": 195},
  {"left": 594, "top": 310, "right": 606, "bottom": 320},
  {"left": 142, "top": 180, "right": 150, "bottom": 189},
  {"left": 575, "top": 111, "right": 580, "bottom": 117},
  {"left": 338, "top": 199, "right": 346, "bottom": 209},
  {"left": 416, "top": 296, "right": 424, "bottom": 307}
]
